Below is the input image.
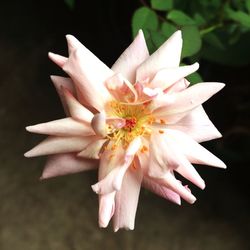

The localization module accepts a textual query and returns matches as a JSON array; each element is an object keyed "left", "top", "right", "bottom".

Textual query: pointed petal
[
  {"left": 78, "top": 138, "right": 107, "bottom": 159},
  {"left": 98, "top": 191, "right": 116, "bottom": 228},
  {"left": 26, "top": 118, "right": 94, "bottom": 137},
  {"left": 40, "top": 153, "right": 97, "bottom": 179},
  {"left": 24, "top": 136, "right": 96, "bottom": 157},
  {"left": 113, "top": 164, "right": 143, "bottom": 232},
  {"left": 48, "top": 52, "right": 67, "bottom": 67},
  {"left": 112, "top": 30, "right": 149, "bottom": 83},
  {"left": 166, "top": 129, "right": 226, "bottom": 168},
  {"left": 168, "top": 105, "right": 222, "bottom": 142},
  {"left": 50, "top": 75, "right": 76, "bottom": 115},
  {"left": 150, "top": 63, "right": 199, "bottom": 90},
  {"left": 62, "top": 35, "right": 113, "bottom": 111},
  {"left": 152, "top": 82, "right": 225, "bottom": 123},
  {"left": 63, "top": 87, "right": 94, "bottom": 123},
  {"left": 143, "top": 176, "right": 181, "bottom": 205},
  {"left": 136, "top": 30, "right": 182, "bottom": 82},
  {"left": 157, "top": 172, "right": 197, "bottom": 204}
]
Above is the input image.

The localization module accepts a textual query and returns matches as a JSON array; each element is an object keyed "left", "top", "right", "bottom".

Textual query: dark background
[{"left": 0, "top": 0, "right": 249, "bottom": 249}]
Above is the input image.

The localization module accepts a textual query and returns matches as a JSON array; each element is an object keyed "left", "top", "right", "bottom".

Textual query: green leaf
[
  {"left": 161, "top": 22, "right": 177, "bottom": 38},
  {"left": 132, "top": 7, "right": 159, "bottom": 38},
  {"left": 225, "top": 6, "right": 250, "bottom": 28},
  {"left": 149, "top": 30, "right": 166, "bottom": 48},
  {"left": 203, "top": 33, "right": 225, "bottom": 50},
  {"left": 186, "top": 72, "right": 203, "bottom": 85},
  {"left": 181, "top": 25, "right": 202, "bottom": 58},
  {"left": 193, "top": 13, "right": 206, "bottom": 26},
  {"left": 167, "top": 10, "right": 195, "bottom": 26},
  {"left": 151, "top": 0, "right": 173, "bottom": 11},
  {"left": 64, "top": 0, "right": 75, "bottom": 10},
  {"left": 246, "top": 0, "right": 250, "bottom": 13}
]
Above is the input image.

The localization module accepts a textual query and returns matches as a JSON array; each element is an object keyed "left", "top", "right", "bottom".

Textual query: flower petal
[
  {"left": 149, "top": 132, "right": 205, "bottom": 189},
  {"left": 26, "top": 118, "right": 94, "bottom": 137},
  {"left": 78, "top": 138, "right": 107, "bottom": 159},
  {"left": 92, "top": 138, "right": 141, "bottom": 195},
  {"left": 105, "top": 73, "right": 138, "bottom": 102},
  {"left": 62, "top": 35, "right": 113, "bottom": 111},
  {"left": 24, "top": 136, "right": 96, "bottom": 157},
  {"left": 151, "top": 82, "right": 225, "bottom": 123},
  {"left": 113, "top": 163, "right": 143, "bottom": 232},
  {"left": 63, "top": 87, "right": 94, "bottom": 123},
  {"left": 143, "top": 176, "right": 181, "bottom": 205},
  {"left": 136, "top": 30, "right": 182, "bottom": 82},
  {"left": 166, "top": 129, "right": 226, "bottom": 168},
  {"left": 91, "top": 113, "right": 107, "bottom": 137},
  {"left": 150, "top": 63, "right": 199, "bottom": 90},
  {"left": 48, "top": 52, "right": 67, "bottom": 68},
  {"left": 50, "top": 75, "right": 76, "bottom": 115},
  {"left": 40, "top": 153, "right": 97, "bottom": 179},
  {"left": 98, "top": 192, "right": 116, "bottom": 228},
  {"left": 167, "top": 105, "right": 222, "bottom": 142},
  {"left": 156, "top": 172, "right": 197, "bottom": 204},
  {"left": 112, "top": 29, "right": 149, "bottom": 83}
]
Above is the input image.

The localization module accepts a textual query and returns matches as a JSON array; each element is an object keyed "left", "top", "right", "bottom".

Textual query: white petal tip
[
  {"left": 99, "top": 221, "right": 109, "bottom": 228},
  {"left": 189, "top": 197, "right": 197, "bottom": 204},
  {"left": 91, "top": 184, "right": 99, "bottom": 194},
  {"left": 24, "top": 151, "right": 32, "bottom": 158}
]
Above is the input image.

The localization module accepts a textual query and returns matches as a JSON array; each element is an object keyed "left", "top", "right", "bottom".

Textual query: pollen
[
  {"left": 158, "top": 129, "right": 164, "bottom": 134},
  {"left": 106, "top": 101, "right": 154, "bottom": 146}
]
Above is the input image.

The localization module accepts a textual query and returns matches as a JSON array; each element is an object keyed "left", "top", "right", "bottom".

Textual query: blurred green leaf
[
  {"left": 64, "top": 0, "right": 75, "bottom": 10},
  {"left": 167, "top": 10, "right": 195, "bottom": 26},
  {"left": 181, "top": 25, "right": 202, "bottom": 58},
  {"left": 193, "top": 13, "right": 206, "bottom": 26},
  {"left": 151, "top": 0, "right": 173, "bottom": 11},
  {"left": 225, "top": 6, "right": 250, "bottom": 28},
  {"left": 246, "top": 0, "right": 250, "bottom": 13},
  {"left": 203, "top": 33, "right": 225, "bottom": 50},
  {"left": 149, "top": 30, "right": 166, "bottom": 48},
  {"left": 132, "top": 7, "right": 158, "bottom": 38},
  {"left": 186, "top": 71, "right": 203, "bottom": 85},
  {"left": 161, "top": 22, "right": 177, "bottom": 37}
]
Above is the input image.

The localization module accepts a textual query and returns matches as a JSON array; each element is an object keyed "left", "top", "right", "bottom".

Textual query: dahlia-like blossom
[{"left": 25, "top": 30, "right": 226, "bottom": 231}]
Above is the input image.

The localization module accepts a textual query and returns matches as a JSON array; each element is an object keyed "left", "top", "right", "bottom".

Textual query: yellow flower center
[{"left": 106, "top": 101, "right": 154, "bottom": 147}]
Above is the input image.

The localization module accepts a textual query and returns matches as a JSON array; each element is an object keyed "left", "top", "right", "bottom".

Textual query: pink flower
[{"left": 25, "top": 30, "right": 226, "bottom": 231}]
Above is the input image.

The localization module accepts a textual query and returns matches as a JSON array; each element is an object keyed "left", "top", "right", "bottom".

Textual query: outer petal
[
  {"left": 149, "top": 63, "right": 199, "bottom": 90},
  {"left": 113, "top": 163, "right": 143, "bottom": 232},
  {"left": 48, "top": 52, "right": 67, "bottom": 68},
  {"left": 143, "top": 176, "right": 181, "bottom": 205},
  {"left": 24, "top": 136, "right": 96, "bottom": 157},
  {"left": 98, "top": 191, "right": 116, "bottom": 228},
  {"left": 167, "top": 105, "right": 222, "bottom": 142},
  {"left": 40, "top": 153, "right": 97, "bottom": 179},
  {"left": 165, "top": 129, "right": 226, "bottom": 168},
  {"left": 136, "top": 30, "right": 182, "bottom": 82},
  {"left": 151, "top": 82, "right": 225, "bottom": 123},
  {"left": 155, "top": 172, "right": 197, "bottom": 204},
  {"left": 62, "top": 35, "right": 113, "bottom": 111},
  {"left": 50, "top": 75, "right": 76, "bottom": 115},
  {"left": 63, "top": 88, "right": 94, "bottom": 123},
  {"left": 149, "top": 132, "right": 205, "bottom": 189},
  {"left": 112, "top": 30, "right": 149, "bottom": 83},
  {"left": 26, "top": 118, "right": 94, "bottom": 137}
]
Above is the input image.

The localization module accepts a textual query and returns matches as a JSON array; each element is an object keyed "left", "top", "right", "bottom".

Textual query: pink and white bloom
[{"left": 25, "top": 30, "right": 226, "bottom": 231}]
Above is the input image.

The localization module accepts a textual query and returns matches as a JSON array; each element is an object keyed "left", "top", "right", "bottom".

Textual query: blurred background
[{"left": 0, "top": 0, "right": 249, "bottom": 249}]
